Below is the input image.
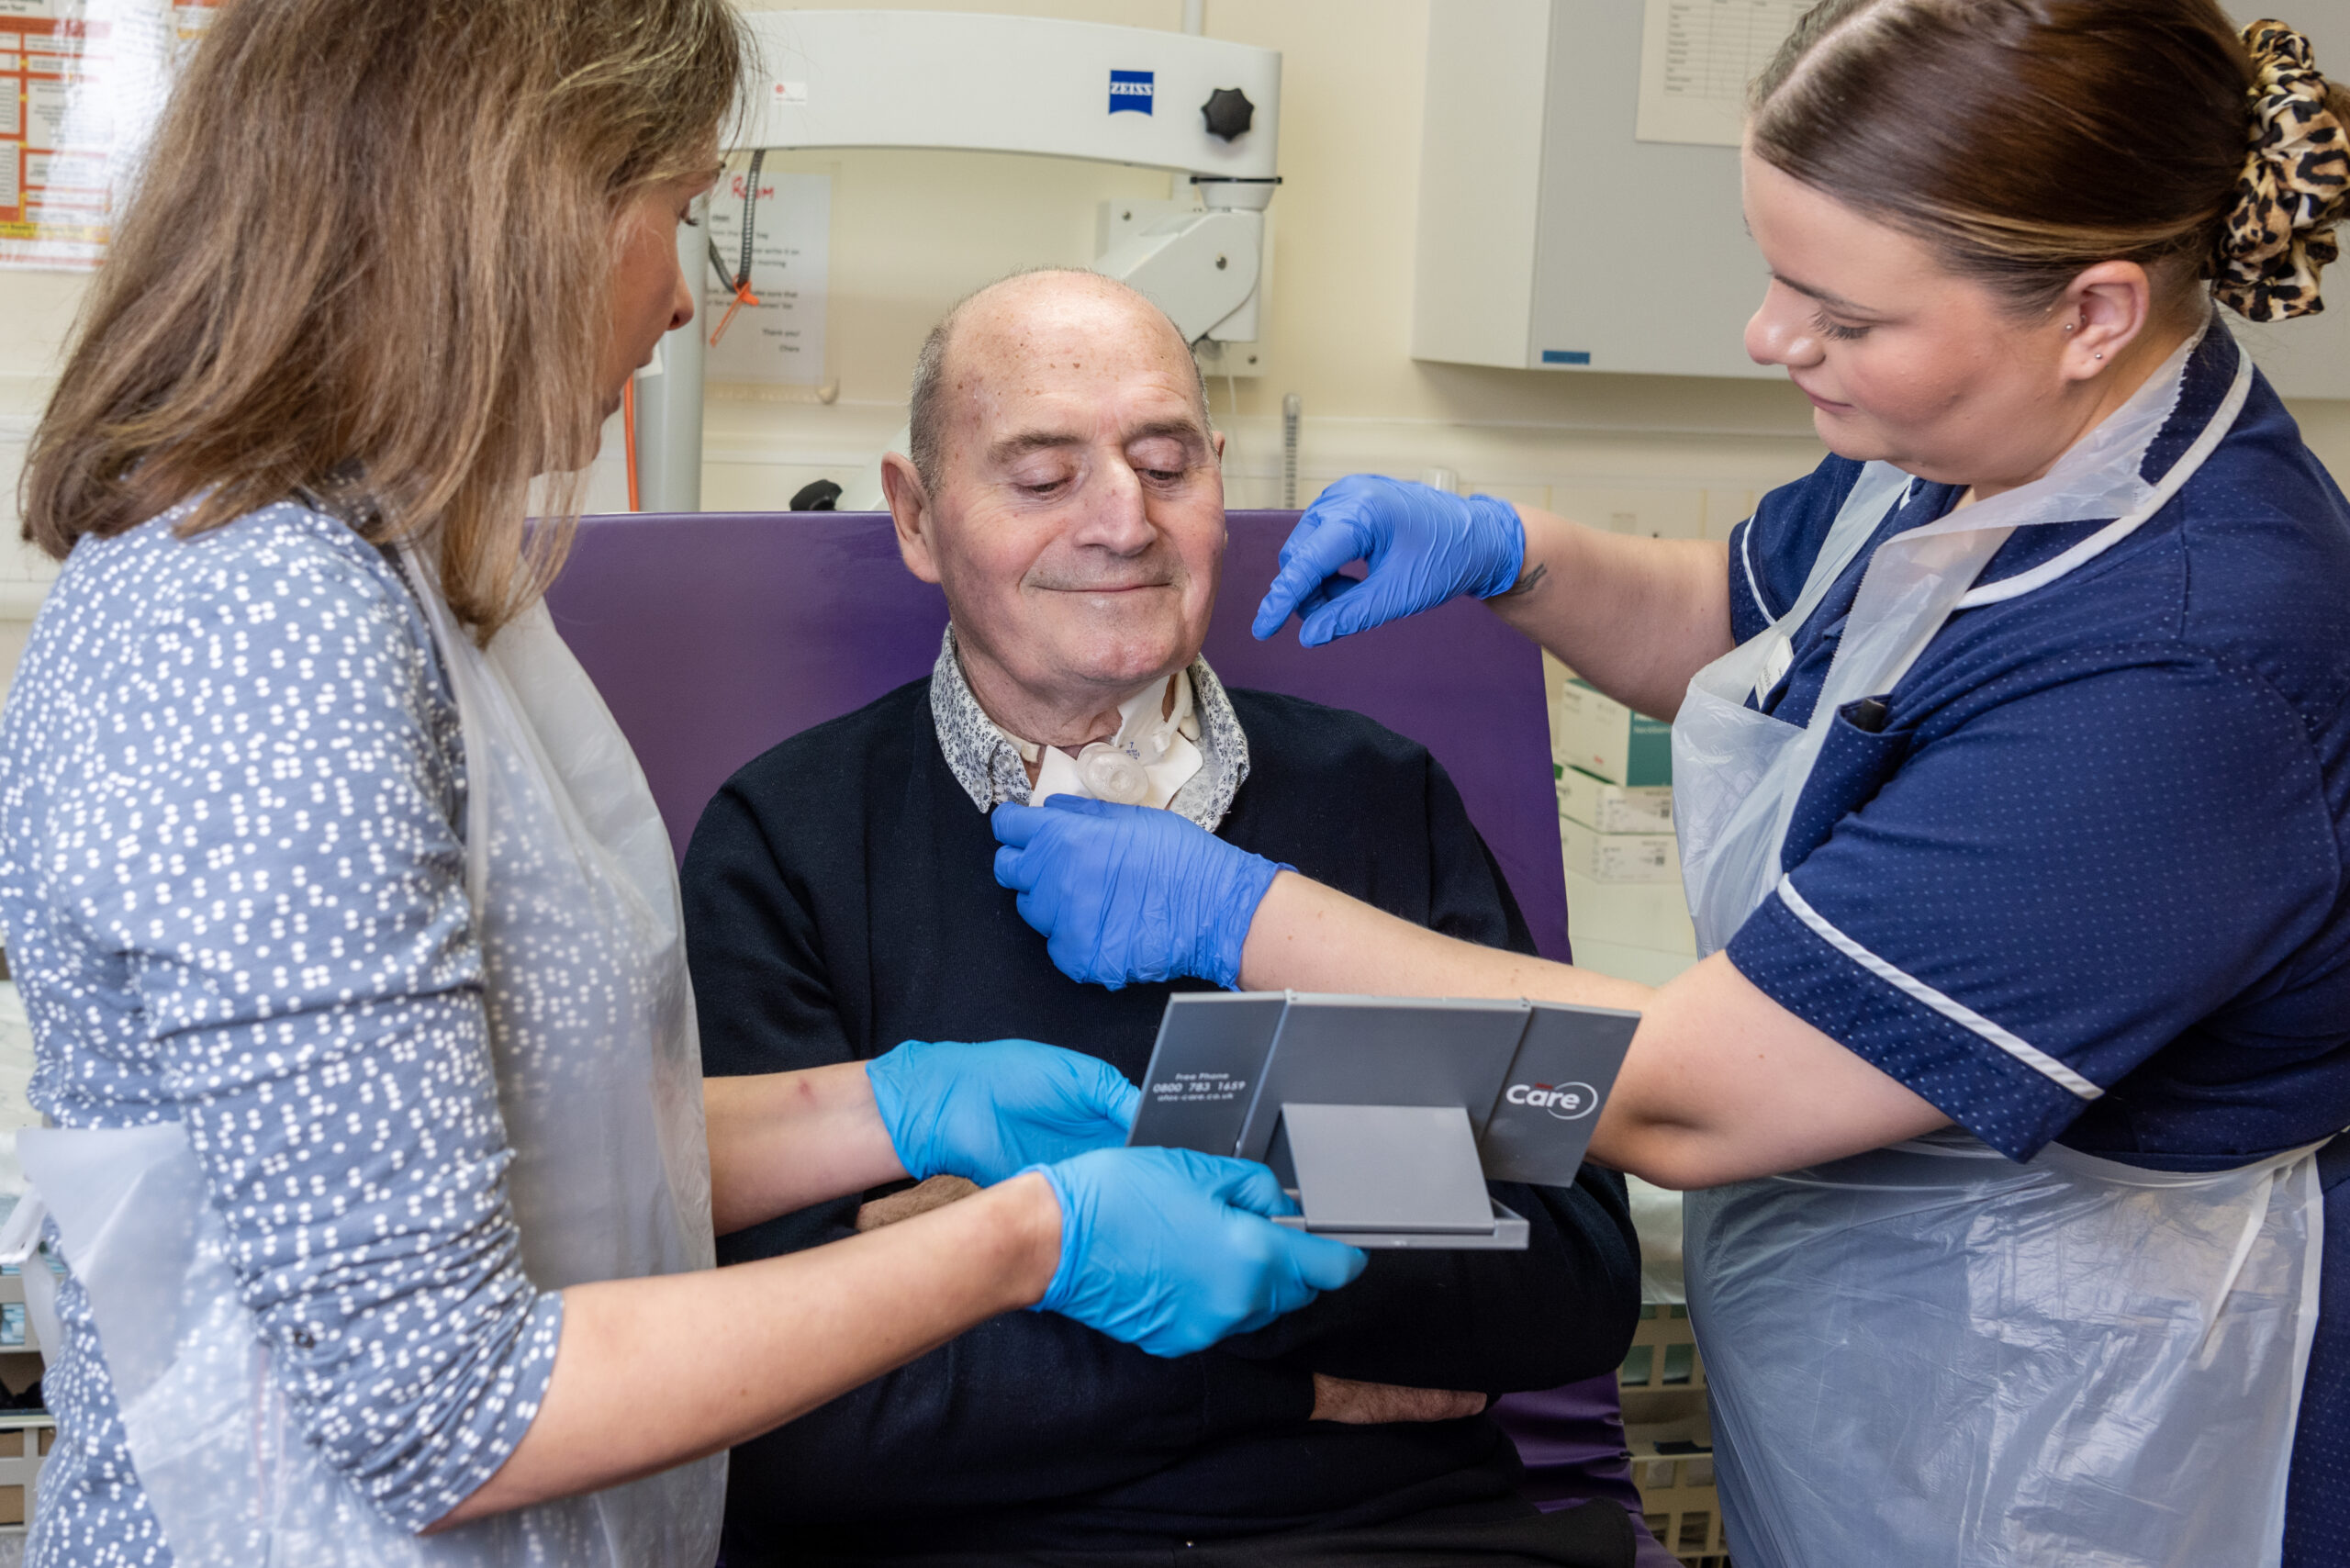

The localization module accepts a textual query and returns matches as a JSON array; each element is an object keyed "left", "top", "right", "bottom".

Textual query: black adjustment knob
[
  {"left": 1201, "top": 87, "right": 1255, "bottom": 141},
  {"left": 789, "top": 478, "right": 843, "bottom": 512}
]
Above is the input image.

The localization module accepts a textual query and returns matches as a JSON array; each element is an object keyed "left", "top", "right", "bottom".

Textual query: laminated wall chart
[
  {"left": 704, "top": 157, "right": 832, "bottom": 391},
  {"left": 1636, "top": 0, "right": 1805, "bottom": 147},
  {"left": 0, "top": 0, "right": 219, "bottom": 270}
]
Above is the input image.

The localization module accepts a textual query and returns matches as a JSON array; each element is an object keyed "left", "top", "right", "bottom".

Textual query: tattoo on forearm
[{"left": 1499, "top": 562, "right": 1548, "bottom": 598}]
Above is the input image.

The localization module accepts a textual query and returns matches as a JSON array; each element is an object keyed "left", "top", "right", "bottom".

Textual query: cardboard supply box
[
  {"left": 1561, "top": 816, "right": 1680, "bottom": 884},
  {"left": 0, "top": 1414, "right": 53, "bottom": 1527},
  {"left": 1563, "top": 868, "right": 1698, "bottom": 956},
  {"left": 1553, "top": 679, "right": 1673, "bottom": 787},
  {"left": 1557, "top": 766, "right": 1673, "bottom": 834}
]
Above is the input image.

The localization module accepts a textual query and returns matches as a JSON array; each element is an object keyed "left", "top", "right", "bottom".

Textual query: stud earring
[
  {"left": 2095, "top": 352, "right": 2105, "bottom": 360},
  {"left": 2063, "top": 323, "right": 2076, "bottom": 332}
]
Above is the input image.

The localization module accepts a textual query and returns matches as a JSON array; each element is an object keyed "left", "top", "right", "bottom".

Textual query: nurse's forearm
[
  {"left": 1238, "top": 871, "right": 1649, "bottom": 1010},
  {"left": 704, "top": 1063, "right": 907, "bottom": 1235},
  {"left": 433, "top": 1173, "right": 1063, "bottom": 1529},
  {"left": 1487, "top": 507, "right": 1734, "bottom": 722},
  {"left": 1237, "top": 876, "right": 1951, "bottom": 1187}
]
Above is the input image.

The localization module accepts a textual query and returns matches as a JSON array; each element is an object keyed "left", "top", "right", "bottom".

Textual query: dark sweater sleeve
[
  {"left": 682, "top": 779, "right": 1315, "bottom": 1512},
  {"left": 1213, "top": 754, "right": 1641, "bottom": 1393},
  {"left": 686, "top": 780, "right": 859, "bottom": 1081}
]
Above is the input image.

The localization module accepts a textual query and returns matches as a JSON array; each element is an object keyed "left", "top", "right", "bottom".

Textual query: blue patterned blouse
[{"left": 0, "top": 502, "right": 562, "bottom": 1564}]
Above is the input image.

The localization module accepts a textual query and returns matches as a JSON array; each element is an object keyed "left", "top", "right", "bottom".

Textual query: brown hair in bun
[{"left": 1751, "top": 1, "right": 2350, "bottom": 323}]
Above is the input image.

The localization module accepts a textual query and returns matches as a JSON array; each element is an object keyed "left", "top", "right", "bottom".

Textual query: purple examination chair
[{"left": 546, "top": 510, "right": 1663, "bottom": 1559}]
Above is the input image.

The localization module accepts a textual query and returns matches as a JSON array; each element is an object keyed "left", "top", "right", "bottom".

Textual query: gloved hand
[
  {"left": 1251, "top": 475, "right": 1526, "bottom": 647},
  {"left": 991, "top": 796, "right": 1288, "bottom": 990},
  {"left": 867, "top": 1038, "right": 1140, "bottom": 1186},
  {"left": 1032, "top": 1145, "right": 1366, "bottom": 1357}
]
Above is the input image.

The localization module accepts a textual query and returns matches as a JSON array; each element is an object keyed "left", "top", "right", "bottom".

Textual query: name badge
[{"left": 1753, "top": 634, "right": 1794, "bottom": 706}]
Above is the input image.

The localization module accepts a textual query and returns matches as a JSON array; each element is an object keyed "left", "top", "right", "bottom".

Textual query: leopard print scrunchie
[{"left": 2219, "top": 20, "right": 2350, "bottom": 320}]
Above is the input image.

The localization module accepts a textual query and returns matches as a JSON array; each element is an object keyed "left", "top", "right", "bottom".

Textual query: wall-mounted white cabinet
[
  {"left": 1412, "top": 0, "right": 2350, "bottom": 399},
  {"left": 1414, "top": 0, "right": 1770, "bottom": 381}
]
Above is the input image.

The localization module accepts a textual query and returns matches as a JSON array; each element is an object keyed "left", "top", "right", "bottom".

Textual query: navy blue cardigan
[{"left": 683, "top": 679, "right": 1639, "bottom": 1559}]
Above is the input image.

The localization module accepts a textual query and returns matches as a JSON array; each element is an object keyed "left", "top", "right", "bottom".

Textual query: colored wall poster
[
  {"left": 1, "top": 0, "right": 221, "bottom": 271},
  {"left": 703, "top": 158, "right": 833, "bottom": 389}
]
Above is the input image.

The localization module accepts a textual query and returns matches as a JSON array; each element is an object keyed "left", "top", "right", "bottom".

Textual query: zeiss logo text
[
  {"left": 1109, "top": 69, "right": 1154, "bottom": 114},
  {"left": 1505, "top": 1081, "right": 1598, "bottom": 1121}
]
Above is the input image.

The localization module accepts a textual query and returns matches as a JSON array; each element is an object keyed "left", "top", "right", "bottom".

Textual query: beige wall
[
  {"left": 0, "top": 269, "right": 79, "bottom": 698},
  {"left": 7, "top": 0, "right": 2350, "bottom": 705},
  {"left": 703, "top": 0, "right": 1840, "bottom": 526}
]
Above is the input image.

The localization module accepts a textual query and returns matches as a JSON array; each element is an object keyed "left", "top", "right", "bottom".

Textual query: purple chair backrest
[{"left": 546, "top": 510, "right": 1570, "bottom": 961}]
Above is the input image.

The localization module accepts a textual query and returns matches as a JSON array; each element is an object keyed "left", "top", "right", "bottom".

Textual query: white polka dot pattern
[{"left": 0, "top": 502, "right": 563, "bottom": 1562}]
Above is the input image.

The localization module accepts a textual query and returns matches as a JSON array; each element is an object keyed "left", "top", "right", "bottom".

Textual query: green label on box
[{"left": 1627, "top": 714, "right": 1673, "bottom": 787}]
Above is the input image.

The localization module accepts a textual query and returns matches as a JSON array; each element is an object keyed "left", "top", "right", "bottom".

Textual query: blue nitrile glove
[
  {"left": 990, "top": 797, "right": 1288, "bottom": 991},
  {"left": 1251, "top": 475, "right": 1526, "bottom": 647},
  {"left": 1031, "top": 1145, "right": 1366, "bottom": 1357},
  {"left": 867, "top": 1038, "right": 1141, "bottom": 1186}
]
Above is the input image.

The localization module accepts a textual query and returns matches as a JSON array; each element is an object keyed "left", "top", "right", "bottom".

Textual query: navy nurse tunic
[{"left": 1716, "top": 328, "right": 2350, "bottom": 1565}]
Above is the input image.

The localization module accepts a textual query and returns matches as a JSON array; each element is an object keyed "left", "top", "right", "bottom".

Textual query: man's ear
[
  {"left": 1212, "top": 429, "right": 1226, "bottom": 462},
  {"left": 881, "top": 453, "right": 943, "bottom": 585}
]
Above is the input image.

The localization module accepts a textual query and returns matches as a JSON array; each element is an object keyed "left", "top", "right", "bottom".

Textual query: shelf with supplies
[
  {"left": 1542, "top": 672, "right": 1717, "bottom": 1560},
  {"left": 1561, "top": 814, "right": 1679, "bottom": 886},
  {"left": 0, "top": 1414, "right": 50, "bottom": 1533},
  {"left": 1622, "top": 1305, "right": 1728, "bottom": 1568},
  {"left": 1562, "top": 867, "right": 1695, "bottom": 974},
  {"left": 1544, "top": 656, "right": 1696, "bottom": 984},
  {"left": 1556, "top": 766, "right": 1672, "bottom": 835},
  {"left": 0, "top": 1228, "right": 51, "bottom": 1538},
  {"left": 1554, "top": 785, "right": 1695, "bottom": 985},
  {"left": 1553, "top": 678, "right": 1672, "bottom": 790}
]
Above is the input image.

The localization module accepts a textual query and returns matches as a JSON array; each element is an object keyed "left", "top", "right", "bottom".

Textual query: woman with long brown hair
[
  {"left": 991, "top": 4, "right": 2350, "bottom": 1564},
  {"left": 0, "top": 3, "right": 1361, "bottom": 1563}
]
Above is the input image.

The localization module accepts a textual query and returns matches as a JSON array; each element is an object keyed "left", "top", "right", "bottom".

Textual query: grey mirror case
[{"left": 1126, "top": 992, "right": 1638, "bottom": 1249}]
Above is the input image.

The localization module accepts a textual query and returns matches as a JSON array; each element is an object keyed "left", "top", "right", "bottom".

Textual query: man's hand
[
  {"left": 1309, "top": 1372, "right": 1487, "bottom": 1425},
  {"left": 855, "top": 1175, "right": 981, "bottom": 1232}
]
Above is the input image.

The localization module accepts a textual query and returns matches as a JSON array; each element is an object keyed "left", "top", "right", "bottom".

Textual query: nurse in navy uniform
[{"left": 988, "top": 5, "right": 2350, "bottom": 1565}]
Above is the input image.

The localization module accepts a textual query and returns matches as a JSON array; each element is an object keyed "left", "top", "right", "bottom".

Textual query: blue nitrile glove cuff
[
  {"left": 1026, "top": 1145, "right": 1367, "bottom": 1359},
  {"left": 867, "top": 1038, "right": 1141, "bottom": 1185},
  {"left": 1032, "top": 1159, "right": 1097, "bottom": 1315},
  {"left": 1191, "top": 843, "right": 1289, "bottom": 991},
  {"left": 1461, "top": 493, "right": 1528, "bottom": 599}
]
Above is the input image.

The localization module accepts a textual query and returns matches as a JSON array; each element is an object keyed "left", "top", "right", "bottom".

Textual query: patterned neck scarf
[{"left": 927, "top": 624, "right": 1251, "bottom": 832}]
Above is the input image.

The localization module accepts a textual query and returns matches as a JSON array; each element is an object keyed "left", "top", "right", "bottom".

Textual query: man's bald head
[
  {"left": 906, "top": 268, "right": 1212, "bottom": 490},
  {"left": 878, "top": 265, "right": 1228, "bottom": 749}
]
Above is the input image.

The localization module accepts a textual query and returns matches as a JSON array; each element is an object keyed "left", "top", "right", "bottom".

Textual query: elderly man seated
[{"left": 682, "top": 270, "right": 1640, "bottom": 1568}]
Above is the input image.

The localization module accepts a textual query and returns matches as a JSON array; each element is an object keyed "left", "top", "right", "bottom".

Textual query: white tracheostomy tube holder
[
  {"left": 1668, "top": 319, "right": 2329, "bottom": 1568},
  {"left": 7, "top": 555, "right": 724, "bottom": 1565},
  {"left": 1024, "top": 671, "right": 1203, "bottom": 810}
]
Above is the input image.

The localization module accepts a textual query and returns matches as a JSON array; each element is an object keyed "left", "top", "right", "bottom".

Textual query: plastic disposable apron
[
  {"left": 2, "top": 547, "right": 723, "bottom": 1566},
  {"left": 1670, "top": 322, "right": 2328, "bottom": 1568}
]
